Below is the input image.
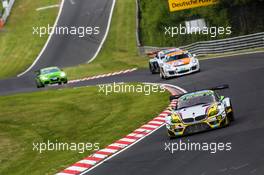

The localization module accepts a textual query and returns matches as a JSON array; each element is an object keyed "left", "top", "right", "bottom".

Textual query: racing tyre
[
  {"left": 160, "top": 69, "right": 168, "bottom": 80},
  {"left": 160, "top": 71, "right": 164, "bottom": 79},
  {"left": 167, "top": 130, "right": 176, "bottom": 139},
  {"left": 37, "top": 84, "right": 44, "bottom": 88},
  {"left": 36, "top": 81, "right": 44, "bottom": 88},
  {"left": 153, "top": 62, "right": 160, "bottom": 73},
  {"left": 170, "top": 95, "right": 179, "bottom": 102},
  {"left": 149, "top": 63, "right": 156, "bottom": 74},
  {"left": 227, "top": 101, "right": 235, "bottom": 122},
  {"left": 223, "top": 114, "right": 230, "bottom": 126}
]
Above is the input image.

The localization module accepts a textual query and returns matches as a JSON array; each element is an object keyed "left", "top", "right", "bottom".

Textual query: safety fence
[
  {"left": 0, "top": 0, "right": 16, "bottom": 28},
  {"left": 139, "top": 32, "right": 264, "bottom": 56}
]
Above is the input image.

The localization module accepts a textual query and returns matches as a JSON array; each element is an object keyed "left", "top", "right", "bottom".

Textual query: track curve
[
  {"left": 0, "top": 1, "right": 264, "bottom": 174},
  {"left": 0, "top": 0, "right": 114, "bottom": 95},
  {"left": 80, "top": 52, "right": 264, "bottom": 175}
]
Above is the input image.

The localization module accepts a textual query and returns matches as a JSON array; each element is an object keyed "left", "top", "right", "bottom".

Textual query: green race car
[{"left": 35, "top": 67, "right": 68, "bottom": 88}]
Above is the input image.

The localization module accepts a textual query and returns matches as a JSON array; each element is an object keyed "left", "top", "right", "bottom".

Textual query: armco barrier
[
  {"left": 0, "top": 0, "right": 16, "bottom": 27},
  {"left": 139, "top": 32, "right": 264, "bottom": 56}
]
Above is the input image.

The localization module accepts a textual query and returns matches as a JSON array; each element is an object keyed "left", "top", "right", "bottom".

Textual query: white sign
[{"left": 3, "top": 0, "right": 9, "bottom": 8}]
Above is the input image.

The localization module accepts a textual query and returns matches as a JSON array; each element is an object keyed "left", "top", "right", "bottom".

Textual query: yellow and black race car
[{"left": 166, "top": 85, "right": 234, "bottom": 138}]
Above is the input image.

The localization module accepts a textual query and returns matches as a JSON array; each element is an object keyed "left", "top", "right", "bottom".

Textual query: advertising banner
[{"left": 168, "top": 0, "right": 219, "bottom": 12}]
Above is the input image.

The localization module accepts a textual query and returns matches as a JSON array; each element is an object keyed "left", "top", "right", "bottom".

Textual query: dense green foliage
[{"left": 139, "top": 0, "right": 264, "bottom": 46}]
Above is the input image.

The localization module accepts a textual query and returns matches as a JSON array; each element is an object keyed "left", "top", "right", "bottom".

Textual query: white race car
[
  {"left": 159, "top": 49, "right": 200, "bottom": 79},
  {"left": 148, "top": 48, "right": 180, "bottom": 74}
]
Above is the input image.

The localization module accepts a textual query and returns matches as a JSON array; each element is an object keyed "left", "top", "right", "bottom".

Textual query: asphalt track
[
  {"left": 80, "top": 52, "right": 264, "bottom": 175},
  {"left": 1, "top": 0, "right": 264, "bottom": 175},
  {"left": 0, "top": 0, "right": 114, "bottom": 95}
]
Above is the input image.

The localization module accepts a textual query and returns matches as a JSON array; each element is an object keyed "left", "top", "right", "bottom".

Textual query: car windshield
[
  {"left": 164, "top": 53, "right": 189, "bottom": 62},
  {"left": 41, "top": 68, "right": 60, "bottom": 74},
  {"left": 177, "top": 92, "right": 216, "bottom": 109}
]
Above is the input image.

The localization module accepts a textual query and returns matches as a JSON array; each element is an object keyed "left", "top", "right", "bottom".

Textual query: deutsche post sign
[{"left": 168, "top": 0, "right": 219, "bottom": 12}]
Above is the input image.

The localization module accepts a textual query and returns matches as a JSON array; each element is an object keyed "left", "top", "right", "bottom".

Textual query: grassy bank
[
  {"left": 0, "top": 0, "right": 148, "bottom": 80},
  {"left": 0, "top": 0, "right": 59, "bottom": 79},
  {"left": 0, "top": 84, "right": 169, "bottom": 174},
  {"left": 65, "top": 0, "right": 147, "bottom": 80}
]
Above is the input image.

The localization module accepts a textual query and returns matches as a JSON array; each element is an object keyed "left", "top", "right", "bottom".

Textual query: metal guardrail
[
  {"left": 139, "top": 32, "right": 264, "bottom": 56},
  {"left": 0, "top": 0, "right": 16, "bottom": 26}
]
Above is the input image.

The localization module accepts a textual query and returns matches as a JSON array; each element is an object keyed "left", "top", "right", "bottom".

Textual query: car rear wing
[
  {"left": 169, "top": 94, "right": 183, "bottom": 102},
  {"left": 146, "top": 50, "right": 161, "bottom": 58},
  {"left": 209, "top": 84, "right": 229, "bottom": 91},
  {"left": 169, "top": 84, "right": 229, "bottom": 102}
]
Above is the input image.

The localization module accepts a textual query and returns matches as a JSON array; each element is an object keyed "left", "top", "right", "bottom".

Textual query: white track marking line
[
  {"left": 36, "top": 4, "right": 60, "bottom": 11},
  {"left": 109, "top": 143, "right": 127, "bottom": 148},
  {"left": 154, "top": 117, "right": 165, "bottom": 120},
  {"left": 142, "top": 124, "right": 158, "bottom": 128},
  {"left": 17, "top": 0, "right": 66, "bottom": 77},
  {"left": 92, "top": 154, "right": 108, "bottom": 159},
  {"left": 66, "top": 166, "right": 86, "bottom": 171},
  {"left": 56, "top": 173, "right": 72, "bottom": 175},
  {"left": 120, "top": 138, "right": 136, "bottom": 143},
  {"left": 128, "top": 133, "right": 145, "bottom": 138},
  {"left": 100, "top": 148, "right": 118, "bottom": 153},
  {"left": 87, "top": 0, "right": 116, "bottom": 63},
  {"left": 135, "top": 128, "right": 152, "bottom": 133},
  {"left": 78, "top": 160, "right": 97, "bottom": 165},
  {"left": 149, "top": 121, "right": 164, "bottom": 125}
]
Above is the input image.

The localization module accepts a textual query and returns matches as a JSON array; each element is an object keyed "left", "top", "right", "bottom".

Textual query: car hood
[
  {"left": 43, "top": 72, "right": 62, "bottom": 78},
  {"left": 166, "top": 58, "right": 191, "bottom": 66},
  {"left": 178, "top": 103, "right": 211, "bottom": 119}
]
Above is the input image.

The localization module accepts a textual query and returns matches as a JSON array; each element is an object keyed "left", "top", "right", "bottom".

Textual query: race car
[
  {"left": 165, "top": 85, "right": 234, "bottom": 138},
  {"left": 159, "top": 49, "right": 200, "bottom": 79},
  {"left": 35, "top": 67, "right": 68, "bottom": 88},
  {"left": 148, "top": 48, "right": 179, "bottom": 74}
]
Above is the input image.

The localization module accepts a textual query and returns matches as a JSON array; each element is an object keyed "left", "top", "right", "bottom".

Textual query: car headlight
[
  {"left": 207, "top": 104, "right": 219, "bottom": 117},
  {"left": 192, "top": 58, "right": 198, "bottom": 64},
  {"left": 60, "top": 72, "right": 66, "bottom": 77},
  {"left": 40, "top": 75, "right": 48, "bottom": 80},
  {"left": 164, "top": 64, "right": 172, "bottom": 69},
  {"left": 171, "top": 114, "right": 181, "bottom": 123}
]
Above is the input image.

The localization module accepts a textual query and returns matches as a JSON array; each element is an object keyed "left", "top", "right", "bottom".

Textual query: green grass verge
[
  {"left": 65, "top": 0, "right": 148, "bottom": 80},
  {"left": 0, "top": 0, "right": 149, "bottom": 80},
  {"left": 0, "top": 0, "right": 59, "bottom": 79},
  {"left": 0, "top": 84, "right": 169, "bottom": 175}
]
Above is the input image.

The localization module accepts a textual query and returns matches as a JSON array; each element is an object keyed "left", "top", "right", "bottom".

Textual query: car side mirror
[{"left": 34, "top": 71, "right": 40, "bottom": 75}]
